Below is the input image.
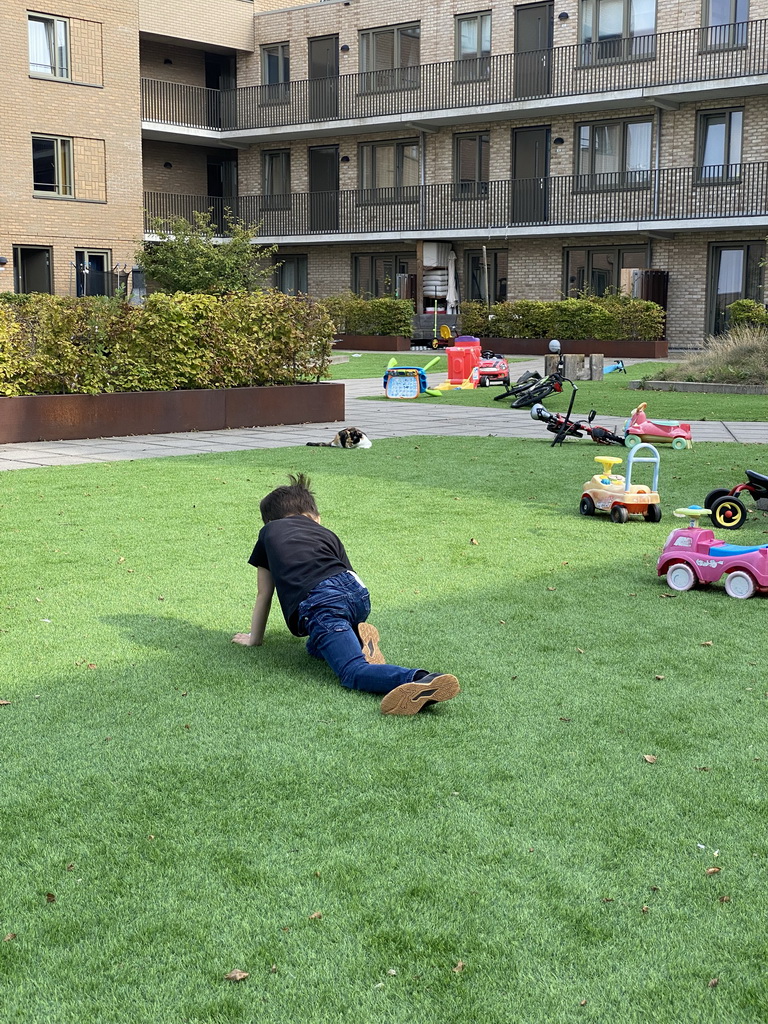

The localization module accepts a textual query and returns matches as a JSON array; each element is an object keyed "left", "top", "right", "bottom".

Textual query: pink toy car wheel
[
  {"left": 666, "top": 562, "right": 696, "bottom": 591},
  {"left": 724, "top": 570, "right": 756, "bottom": 599}
]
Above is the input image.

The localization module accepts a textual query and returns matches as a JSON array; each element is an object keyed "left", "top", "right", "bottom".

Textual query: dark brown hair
[{"left": 260, "top": 472, "right": 319, "bottom": 524}]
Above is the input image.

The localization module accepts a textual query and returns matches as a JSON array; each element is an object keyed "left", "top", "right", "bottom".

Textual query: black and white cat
[{"left": 306, "top": 427, "right": 372, "bottom": 449}]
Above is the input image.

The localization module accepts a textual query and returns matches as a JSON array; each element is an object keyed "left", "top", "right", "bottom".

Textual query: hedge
[
  {"left": 0, "top": 292, "right": 334, "bottom": 396},
  {"left": 320, "top": 295, "right": 414, "bottom": 337},
  {"left": 459, "top": 296, "right": 665, "bottom": 341}
]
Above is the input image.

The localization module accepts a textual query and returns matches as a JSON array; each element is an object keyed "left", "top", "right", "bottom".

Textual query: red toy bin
[{"left": 447, "top": 339, "right": 481, "bottom": 383}]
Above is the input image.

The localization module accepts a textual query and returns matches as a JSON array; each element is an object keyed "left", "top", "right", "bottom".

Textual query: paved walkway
[{"left": 0, "top": 359, "right": 765, "bottom": 471}]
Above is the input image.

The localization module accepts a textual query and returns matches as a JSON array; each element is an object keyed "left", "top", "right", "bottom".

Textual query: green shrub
[
  {"left": 0, "top": 292, "right": 334, "bottom": 396},
  {"left": 459, "top": 296, "right": 665, "bottom": 340},
  {"left": 725, "top": 298, "right": 768, "bottom": 328},
  {"left": 321, "top": 295, "right": 414, "bottom": 336}
]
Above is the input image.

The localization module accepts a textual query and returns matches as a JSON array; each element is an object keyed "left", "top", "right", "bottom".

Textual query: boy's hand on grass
[{"left": 232, "top": 632, "right": 259, "bottom": 646}]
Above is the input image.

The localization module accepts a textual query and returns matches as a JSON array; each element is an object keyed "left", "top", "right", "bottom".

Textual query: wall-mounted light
[
  {"left": 558, "top": 11, "right": 569, "bottom": 20},
  {"left": 340, "top": 155, "right": 350, "bottom": 163},
  {"left": 340, "top": 44, "right": 350, "bottom": 53},
  {"left": 0, "top": 256, "right": 8, "bottom": 269},
  {"left": 553, "top": 137, "right": 565, "bottom": 146},
  {"left": 164, "top": 58, "right": 173, "bottom": 65},
  {"left": 163, "top": 161, "right": 173, "bottom": 168}
]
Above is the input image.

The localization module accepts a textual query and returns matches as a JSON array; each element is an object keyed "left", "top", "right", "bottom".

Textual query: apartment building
[{"left": 4, "top": 0, "right": 768, "bottom": 348}]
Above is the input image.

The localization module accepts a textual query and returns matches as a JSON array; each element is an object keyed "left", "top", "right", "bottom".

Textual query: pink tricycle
[
  {"left": 625, "top": 402, "right": 692, "bottom": 450},
  {"left": 657, "top": 507, "right": 768, "bottom": 598}
]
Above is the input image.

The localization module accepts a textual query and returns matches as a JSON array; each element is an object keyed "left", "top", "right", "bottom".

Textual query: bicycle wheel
[{"left": 512, "top": 380, "right": 554, "bottom": 409}]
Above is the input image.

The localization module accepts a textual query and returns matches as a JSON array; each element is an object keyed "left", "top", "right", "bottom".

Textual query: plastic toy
[
  {"left": 383, "top": 357, "right": 442, "bottom": 399},
  {"left": 625, "top": 402, "right": 692, "bottom": 449},
  {"left": 579, "top": 444, "right": 661, "bottom": 523},
  {"left": 604, "top": 359, "right": 627, "bottom": 374},
  {"left": 657, "top": 507, "right": 768, "bottom": 598},
  {"left": 531, "top": 379, "right": 625, "bottom": 447},
  {"left": 703, "top": 469, "right": 768, "bottom": 530},
  {"left": 477, "top": 350, "right": 511, "bottom": 388}
]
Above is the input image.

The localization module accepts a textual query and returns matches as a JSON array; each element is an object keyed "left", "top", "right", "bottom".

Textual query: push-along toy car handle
[
  {"left": 594, "top": 455, "right": 624, "bottom": 477},
  {"left": 673, "top": 506, "right": 712, "bottom": 527}
]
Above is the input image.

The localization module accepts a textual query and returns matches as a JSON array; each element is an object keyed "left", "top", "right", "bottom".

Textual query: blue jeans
[{"left": 297, "top": 571, "right": 423, "bottom": 695}]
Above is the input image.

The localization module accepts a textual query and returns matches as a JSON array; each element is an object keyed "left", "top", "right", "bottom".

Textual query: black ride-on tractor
[{"left": 703, "top": 470, "right": 768, "bottom": 529}]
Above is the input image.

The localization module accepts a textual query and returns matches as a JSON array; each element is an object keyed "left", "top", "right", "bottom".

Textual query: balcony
[
  {"left": 144, "top": 161, "right": 768, "bottom": 241},
  {"left": 141, "top": 19, "right": 768, "bottom": 140}
]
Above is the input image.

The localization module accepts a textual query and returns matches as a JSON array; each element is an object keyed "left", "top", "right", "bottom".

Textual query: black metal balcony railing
[
  {"left": 141, "top": 19, "right": 768, "bottom": 133},
  {"left": 144, "top": 161, "right": 768, "bottom": 237}
]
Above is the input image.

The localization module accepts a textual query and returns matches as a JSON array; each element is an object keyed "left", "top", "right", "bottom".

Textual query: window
[
  {"left": 353, "top": 252, "right": 416, "bottom": 298},
  {"left": 708, "top": 242, "right": 764, "bottom": 334},
  {"left": 698, "top": 109, "right": 743, "bottom": 182},
  {"left": 262, "top": 42, "right": 290, "bottom": 102},
  {"left": 32, "top": 135, "right": 73, "bottom": 196},
  {"left": 564, "top": 245, "right": 650, "bottom": 296},
  {"left": 74, "top": 250, "right": 113, "bottom": 297},
  {"left": 359, "top": 140, "right": 419, "bottom": 201},
  {"left": 576, "top": 118, "right": 652, "bottom": 189},
  {"left": 702, "top": 0, "right": 748, "bottom": 49},
  {"left": 13, "top": 246, "right": 53, "bottom": 293},
  {"left": 454, "top": 133, "right": 489, "bottom": 198},
  {"left": 263, "top": 150, "right": 291, "bottom": 209},
  {"left": 580, "top": 0, "right": 655, "bottom": 61},
  {"left": 466, "top": 249, "right": 507, "bottom": 303},
  {"left": 28, "top": 14, "right": 69, "bottom": 78},
  {"left": 455, "top": 12, "right": 491, "bottom": 81},
  {"left": 359, "top": 23, "right": 420, "bottom": 92},
  {"left": 274, "top": 255, "right": 308, "bottom": 295}
]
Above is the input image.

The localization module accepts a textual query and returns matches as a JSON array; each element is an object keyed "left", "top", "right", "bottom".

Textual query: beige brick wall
[
  {"left": 142, "top": 140, "right": 210, "bottom": 193},
  {"left": 1, "top": 0, "right": 143, "bottom": 295},
  {"left": 139, "top": 0, "right": 255, "bottom": 50},
  {"left": 140, "top": 40, "right": 207, "bottom": 87}
]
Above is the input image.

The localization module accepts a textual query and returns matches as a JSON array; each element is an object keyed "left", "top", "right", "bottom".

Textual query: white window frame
[{"left": 28, "top": 13, "right": 70, "bottom": 78}]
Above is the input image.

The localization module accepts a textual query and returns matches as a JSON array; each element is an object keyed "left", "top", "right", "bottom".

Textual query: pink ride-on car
[
  {"left": 657, "top": 507, "right": 768, "bottom": 599},
  {"left": 625, "top": 402, "right": 692, "bottom": 450}
]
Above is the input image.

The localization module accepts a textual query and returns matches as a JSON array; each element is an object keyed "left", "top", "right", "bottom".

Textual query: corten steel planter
[
  {"left": 0, "top": 383, "right": 344, "bottom": 444},
  {"left": 333, "top": 334, "right": 411, "bottom": 352},
  {"left": 472, "top": 338, "right": 668, "bottom": 359}
]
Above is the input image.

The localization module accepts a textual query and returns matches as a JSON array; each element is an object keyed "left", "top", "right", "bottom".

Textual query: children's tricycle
[
  {"left": 703, "top": 469, "right": 768, "bottom": 530},
  {"left": 625, "top": 402, "right": 692, "bottom": 449},
  {"left": 657, "top": 506, "right": 768, "bottom": 598},
  {"left": 580, "top": 443, "right": 661, "bottom": 523}
]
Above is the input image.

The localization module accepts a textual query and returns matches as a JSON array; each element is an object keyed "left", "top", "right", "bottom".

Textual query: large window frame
[
  {"left": 579, "top": 0, "right": 656, "bottom": 62},
  {"left": 701, "top": 0, "right": 749, "bottom": 50},
  {"left": 28, "top": 13, "right": 70, "bottom": 79},
  {"left": 564, "top": 244, "right": 650, "bottom": 297},
  {"left": 353, "top": 252, "right": 417, "bottom": 298},
  {"left": 575, "top": 116, "right": 652, "bottom": 191},
  {"left": 465, "top": 249, "right": 507, "bottom": 304},
  {"left": 454, "top": 12, "right": 491, "bottom": 82},
  {"left": 263, "top": 149, "right": 291, "bottom": 210},
  {"left": 74, "top": 249, "right": 113, "bottom": 297},
  {"left": 358, "top": 139, "right": 420, "bottom": 203},
  {"left": 697, "top": 108, "right": 743, "bottom": 183},
  {"left": 273, "top": 255, "right": 308, "bottom": 295},
  {"left": 359, "top": 23, "right": 420, "bottom": 93},
  {"left": 261, "top": 42, "right": 290, "bottom": 103},
  {"left": 454, "top": 132, "right": 489, "bottom": 199},
  {"left": 707, "top": 241, "right": 764, "bottom": 335},
  {"left": 32, "top": 134, "right": 73, "bottom": 197}
]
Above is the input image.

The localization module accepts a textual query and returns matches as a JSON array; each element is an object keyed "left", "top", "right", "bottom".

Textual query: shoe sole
[
  {"left": 380, "top": 675, "right": 461, "bottom": 716},
  {"left": 358, "top": 622, "right": 386, "bottom": 664}
]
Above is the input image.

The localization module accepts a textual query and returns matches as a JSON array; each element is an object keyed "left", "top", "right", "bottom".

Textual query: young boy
[{"left": 232, "top": 473, "right": 460, "bottom": 715}]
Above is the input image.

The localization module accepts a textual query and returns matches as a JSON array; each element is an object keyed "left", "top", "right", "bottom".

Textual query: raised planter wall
[
  {"left": 0, "top": 383, "right": 344, "bottom": 444},
  {"left": 334, "top": 334, "right": 411, "bottom": 352},
  {"left": 474, "top": 338, "right": 668, "bottom": 359}
]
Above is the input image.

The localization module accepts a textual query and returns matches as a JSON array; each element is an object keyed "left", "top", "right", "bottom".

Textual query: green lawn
[
  {"left": 328, "top": 352, "right": 528, "bottom": 380},
  {"left": 362, "top": 361, "right": 768, "bottom": 421},
  {"left": 2, "top": 437, "right": 767, "bottom": 1023}
]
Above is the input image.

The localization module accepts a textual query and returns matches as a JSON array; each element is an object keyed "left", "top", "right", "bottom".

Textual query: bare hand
[{"left": 232, "top": 632, "right": 255, "bottom": 646}]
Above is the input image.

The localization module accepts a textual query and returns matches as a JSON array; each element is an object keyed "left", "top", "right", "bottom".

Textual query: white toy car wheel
[
  {"left": 724, "top": 570, "right": 756, "bottom": 599},
  {"left": 666, "top": 562, "right": 696, "bottom": 591}
]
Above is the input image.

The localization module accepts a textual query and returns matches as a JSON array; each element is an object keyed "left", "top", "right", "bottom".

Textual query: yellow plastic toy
[{"left": 579, "top": 444, "right": 662, "bottom": 524}]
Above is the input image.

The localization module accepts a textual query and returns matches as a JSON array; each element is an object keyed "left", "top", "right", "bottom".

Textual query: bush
[
  {"left": 459, "top": 296, "right": 665, "bottom": 340},
  {"left": 320, "top": 295, "right": 414, "bottom": 336},
  {"left": 725, "top": 299, "right": 768, "bottom": 328},
  {"left": 0, "top": 292, "right": 334, "bottom": 396},
  {"left": 646, "top": 323, "right": 768, "bottom": 386}
]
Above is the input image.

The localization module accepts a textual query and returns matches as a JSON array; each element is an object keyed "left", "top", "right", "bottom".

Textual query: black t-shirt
[{"left": 249, "top": 516, "right": 352, "bottom": 635}]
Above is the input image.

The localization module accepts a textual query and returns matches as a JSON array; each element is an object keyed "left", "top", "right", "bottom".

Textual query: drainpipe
[{"left": 653, "top": 106, "right": 661, "bottom": 220}]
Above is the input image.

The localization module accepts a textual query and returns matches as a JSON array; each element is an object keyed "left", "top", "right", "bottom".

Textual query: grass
[
  {"left": 361, "top": 361, "right": 768, "bottom": 421},
  {"left": 650, "top": 325, "right": 768, "bottom": 386},
  {"left": 2, "top": 437, "right": 767, "bottom": 1023}
]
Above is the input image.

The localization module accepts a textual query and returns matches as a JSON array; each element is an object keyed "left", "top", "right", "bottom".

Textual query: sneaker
[
  {"left": 380, "top": 674, "right": 460, "bottom": 716},
  {"left": 358, "top": 622, "right": 385, "bottom": 665}
]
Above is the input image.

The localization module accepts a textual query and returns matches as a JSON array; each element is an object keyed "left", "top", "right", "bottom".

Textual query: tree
[{"left": 137, "top": 210, "right": 277, "bottom": 294}]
